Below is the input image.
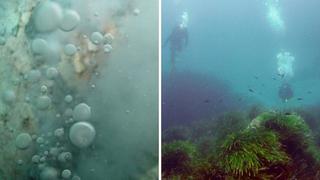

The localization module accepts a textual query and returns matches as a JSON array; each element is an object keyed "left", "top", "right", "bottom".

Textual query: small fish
[
  {"left": 307, "top": 91, "right": 312, "bottom": 94},
  {"left": 297, "top": 97, "right": 303, "bottom": 101},
  {"left": 272, "top": 77, "right": 277, "bottom": 80},
  {"left": 204, "top": 99, "right": 210, "bottom": 103},
  {"left": 248, "top": 88, "right": 255, "bottom": 93},
  {"left": 254, "top": 75, "right": 259, "bottom": 79},
  {"left": 277, "top": 73, "right": 285, "bottom": 78},
  {"left": 218, "top": 99, "right": 223, "bottom": 103}
]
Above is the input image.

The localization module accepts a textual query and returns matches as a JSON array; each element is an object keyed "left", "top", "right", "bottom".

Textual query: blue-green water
[{"left": 162, "top": 0, "right": 320, "bottom": 127}]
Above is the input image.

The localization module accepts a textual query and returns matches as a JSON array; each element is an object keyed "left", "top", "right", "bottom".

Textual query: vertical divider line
[{"left": 158, "top": 0, "right": 162, "bottom": 178}]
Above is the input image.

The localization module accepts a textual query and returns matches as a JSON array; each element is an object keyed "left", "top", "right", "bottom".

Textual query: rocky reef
[{"left": 162, "top": 110, "right": 320, "bottom": 179}]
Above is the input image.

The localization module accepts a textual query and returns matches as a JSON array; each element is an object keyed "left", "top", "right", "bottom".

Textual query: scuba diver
[
  {"left": 276, "top": 51, "right": 295, "bottom": 102},
  {"left": 278, "top": 82, "right": 294, "bottom": 102},
  {"left": 164, "top": 11, "right": 189, "bottom": 71}
]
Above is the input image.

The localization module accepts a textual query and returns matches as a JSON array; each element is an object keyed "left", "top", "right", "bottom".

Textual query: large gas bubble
[
  {"left": 33, "top": 1, "right": 63, "bottom": 32},
  {"left": 73, "top": 103, "right": 91, "bottom": 121},
  {"left": 69, "top": 122, "right": 96, "bottom": 148},
  {"left": 15, "top": 133, "right": 32, "bottom": 149}
]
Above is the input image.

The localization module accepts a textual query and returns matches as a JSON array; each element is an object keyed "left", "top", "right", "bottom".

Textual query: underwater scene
[
  {"left": 0, "top": 0, "right": 158, "bottom": 179},
  {"left": 162, "top": 0, "right": 320, "bottom": 179}
]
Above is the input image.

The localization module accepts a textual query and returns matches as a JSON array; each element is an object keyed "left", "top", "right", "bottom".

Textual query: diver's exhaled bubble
[
  {"left": 41, "top": 85, "right": 48, "bottom": 94},
  {"left": 103, "top": 33, "right": 114, "bottom": 44},
  {"left": 49, "top": 147, "right": 59, "bottom": 157},
  {"left": 2, "top": 90, "right": 16, "bottom": 104},
  {"left": 15, "top": 133, "right": 32, "bottom": 149},
  {"left": 73, "top": 103, "right": 91, "bottom": 121},
  {"left": 69, "top": 122, "right": 96, "bottom": 148},
  {"left": 58, "top": 152, "right": 72, "bottom": 163},
  {"left": 28, "top": 69, "right": 42, "bottom": 82},
  {"left": 71, "top": 176, "right": 81, "bottom": 180},
  {"left": 40, "top": 156, "right": 46, "bottom": 163},
  {"left": 133, "top": 8, "right": 140, "bottom": 16},
  {"left": 60, "top": 10, "right": 81, "bottom": 32},
  {"left": 64, "top": 44, "right": 77, "bottom": 56},
  {"left": 46, "top": 67, "right": 59, "bottom": 80},
  {"left": 90, "top": 32, "right": 104, "bottom": 45},
  {"left": 64, "top": 108, "right": 73, "bottom": 117},
  {"left": 103, "top": 44, "right": 112, "bottom": 53},
  {"left": 31, "top": 38, "right": 48, "bottom": 54},
  {"left": 33, "top": 1, "right": 63, "bottom": 32},
  {"left": 64, "top": 95, "right": 73, "bottom": 103},
  {"left": 36, "top": 137, "right": 44, "bottom": 144},
  {"left": 40, "top": 167, "right": 58, "bottom": 180},
  {"left": 36, "top": 95, "right": 51, "bottom": 110},
  {"left": 54, "top": 128, "right": 64, "bottom": 138},
  {"left": 61, "top": 169, "right": 72, "bottom": 179},
  {"left": 32, "top": 154, "right": 40, "bottom": 163}
]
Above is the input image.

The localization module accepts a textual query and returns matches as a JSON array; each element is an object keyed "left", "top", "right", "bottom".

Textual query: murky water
[
  {"left": 162, "top": 0, "right": 320, "bottom": 179},
  {"left": 0, "top": 0, "right": 158, "bottom": 179}
]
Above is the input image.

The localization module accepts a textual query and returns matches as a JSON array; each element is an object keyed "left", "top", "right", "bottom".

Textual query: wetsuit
[{"left": 165, "top": 26, "right": 188, "bottom": 65}]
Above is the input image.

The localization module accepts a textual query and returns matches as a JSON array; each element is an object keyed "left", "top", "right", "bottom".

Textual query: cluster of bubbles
[
  {"left": 8, "top": 0, "right": 120, "bottom": 179},
  {"left": 1, "top": 0, "right": 142, "bottom": 178},
  {"left": 277, "top": 51, "right": 295, "bottom": 79},
  {"left": 179, "top": 11, "right": 189, "bottom": 29},
  {"left": 265, "top": 0, "right": 285, "bottom": 33},
  {"left": 14, "top": 97, "right": 95, "bottom": 180},
  {"left": 33, "top": 1, "right": 80, "bottom": 33}
]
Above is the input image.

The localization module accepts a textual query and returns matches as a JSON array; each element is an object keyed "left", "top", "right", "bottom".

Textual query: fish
[
  {"left": 285, "top": 112, "right": 291, "bottom": 115},
  {"left": 277, "top": 73, "right": 285, "bottom": 78},
  {"left": 248, "top": 88, "right": 255, "bottom": 93},
  {"left": 297, "top": 97, "right": 303, "bottom": 101},
  {"left": 307, "top": 91, "right": 312, "bottom": 94},
  {"left": 272, "top": 77, "right": 277, "bottom": 80},
  {"left": 204, "top": 99, "right": 210, "bottom": 103},
  {"left": 254, "top": 75, "right": 259, "bottom": 79}
]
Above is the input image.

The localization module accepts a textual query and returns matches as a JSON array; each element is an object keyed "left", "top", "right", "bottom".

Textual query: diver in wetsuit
[
  {"left": 165, "top": 25, "right": 188, "bottom": 65},
  {"left": 278, "top": 82, "right": 294, "bottom": 102},
  {"left": 164, "top": 12, "right": 189, "bottom": 70}
]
